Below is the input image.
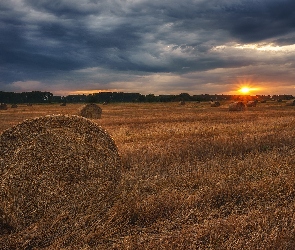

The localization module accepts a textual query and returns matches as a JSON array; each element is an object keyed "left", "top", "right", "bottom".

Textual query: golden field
[{"left": 1, "top": 101, "right": 295, "bottom": 249}]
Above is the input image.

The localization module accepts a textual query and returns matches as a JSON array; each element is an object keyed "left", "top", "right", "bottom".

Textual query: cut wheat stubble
[{"left": 0, "top": 114, "right": 121, "bottom": 233}]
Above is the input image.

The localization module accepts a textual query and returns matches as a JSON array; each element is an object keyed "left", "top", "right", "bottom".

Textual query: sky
[{"left": 1, "top": 0, "right": 295, "bottom": 96}]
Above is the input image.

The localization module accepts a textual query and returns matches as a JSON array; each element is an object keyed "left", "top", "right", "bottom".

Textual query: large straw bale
[
  {"left": 229, "top": 101, "right": 245, "bottom": 111},
  {"left": 286, "top": 99, "right": 295, "bottom": 106},
  {"left": 0, "top": 114, "right": 121, "bottom": 235},
  {"left": 79, "top": 103, "right": 102, "bottom": 119}
]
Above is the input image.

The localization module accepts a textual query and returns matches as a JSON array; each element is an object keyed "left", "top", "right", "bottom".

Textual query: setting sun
[
  {"left": 239, "top": 87, "right": 251, "bottom": 94},
  {"left": 233, "top": 78, "right": 261, "bottom": 95}
]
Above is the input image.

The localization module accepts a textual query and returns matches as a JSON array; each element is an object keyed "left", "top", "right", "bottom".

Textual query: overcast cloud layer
[{"left": 1, "top": 0, "right": 295, "bottom": 95}]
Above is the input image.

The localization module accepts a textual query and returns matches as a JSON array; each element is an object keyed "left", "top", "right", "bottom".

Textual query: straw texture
[{"left": 0, "top": 114, "right": 121, "bottom": 235}]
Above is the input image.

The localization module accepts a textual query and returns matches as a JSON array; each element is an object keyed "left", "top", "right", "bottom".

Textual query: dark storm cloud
[
  {"left": 25, "top": 0, "right": 100, "bottom": 17},
  {"left": 1, "top": 0, "right": 295, "bottom": 94},
  {"left": 221, "top": 0, "right": 295, "bottom": 43}
]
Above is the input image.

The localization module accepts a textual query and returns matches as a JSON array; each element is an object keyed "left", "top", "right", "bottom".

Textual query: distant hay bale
[
  {"left": 0, "top": 103, "right": 7, "bottom": 110},
  {"left": 79, "top": 103, "right": 102, "bottom": 119},
  {"left": 60, "top": 102, "right": 66, "bottom": 106},
  {"left": 11, "top": 104, "right": 18, "bottom": 108},
  {"left": 0, "top": 114, "right": 121, "bottom": 232},
  {"left": 246, "top": 100, "right": 257, "bottom": 107},
  {"left": 286, "top": 99, "right": 295, "bottom": 106},
  {"left": 210, "top": 101, "right": 220, "bottom": 107},
  {"left": 179, "top": 101, "right": 185, "bottom": 105},
  {"left": 229, "top": 101, "right": 245, "bottom": 111}
]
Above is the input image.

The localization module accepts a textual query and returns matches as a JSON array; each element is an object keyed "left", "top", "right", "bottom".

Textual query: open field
[{"left": 1, "top": 101, "right": 295, "bottom": 249}]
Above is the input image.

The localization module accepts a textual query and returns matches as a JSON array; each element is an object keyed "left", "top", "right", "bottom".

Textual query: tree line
[{"left": 0, "top": 91, "right": 293, "bottom": 104}]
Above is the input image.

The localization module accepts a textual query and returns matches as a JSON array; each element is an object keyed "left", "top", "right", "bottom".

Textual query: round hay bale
[
  {"left": 246, "top": 100, "right": 257, "bottom": 107},
  {"left": 179, "top": 101, "right": 185, "bottom": 105},
  {"left": 210, "top": 101, "right": 220, "bottom": 107},
  {"left": 0, "top": 114, "right": 121, "bottom": 231},
  {"left": 229, "top": 101, "right": 245, "bottom": 111},
  {"left": 286, "top": 99, "right": 295, "bottom": 106},
  {"left": 79, "top": 103, "right": 102, "bottom": 119},
  {"left": 11, "top": 104, "right": 18, "bottom": 108},
  {"left": 0, "top": 103, "right": 8, "bottom": 110}
]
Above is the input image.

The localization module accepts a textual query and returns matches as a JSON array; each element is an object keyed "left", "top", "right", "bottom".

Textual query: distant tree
[{"left": 145, "top": 94, "right": 157, "bottom": 102}]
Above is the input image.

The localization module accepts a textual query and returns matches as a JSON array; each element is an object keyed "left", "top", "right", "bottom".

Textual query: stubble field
[{"left": 1, "top": 101, "right": 295, "bottom": 249}]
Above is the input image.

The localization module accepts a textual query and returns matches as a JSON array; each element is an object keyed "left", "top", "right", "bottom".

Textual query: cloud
[
  {"left": 221, "top": 0, "right": 295, "bottom": 43},
  {"left": 1, "top": 0, "right": 295, "bottom": 95}
]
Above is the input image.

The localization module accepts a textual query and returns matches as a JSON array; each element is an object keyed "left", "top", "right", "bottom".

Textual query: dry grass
[{"left": 1, "top": 101, "right": 295, "bottom": 249}]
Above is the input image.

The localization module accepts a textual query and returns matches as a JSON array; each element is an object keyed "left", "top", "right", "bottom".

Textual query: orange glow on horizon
[{"left": 68, "top": 89, "right": 118, "bottom": 95}]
